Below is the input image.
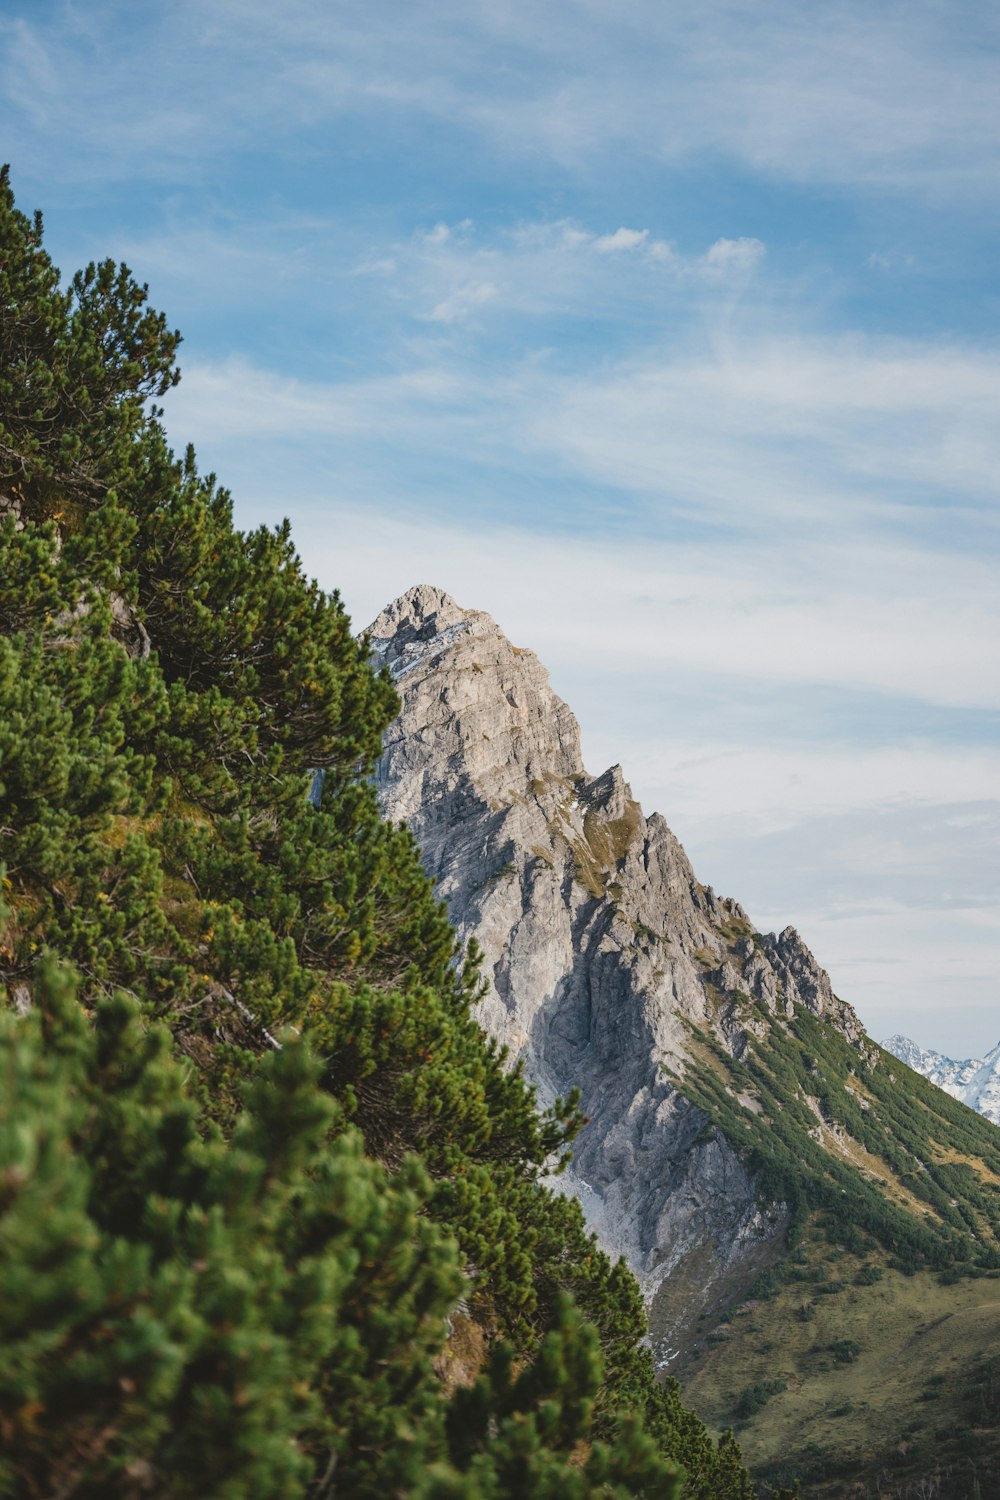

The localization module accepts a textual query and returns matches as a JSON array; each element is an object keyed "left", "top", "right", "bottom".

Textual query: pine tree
[{"left": 0, "top": 163, "right": 179, "bottom": 513}]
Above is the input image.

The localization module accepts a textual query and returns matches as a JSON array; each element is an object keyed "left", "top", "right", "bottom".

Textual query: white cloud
[
  {"left": 647, "top": 238, "right": 677, "bottom": 263},
  {"left": 0, "top": 16, "right": 60, "bottom": 128},
  {"left": 528, "top": 335, "right": 1000, "bottom": 516},
  {"left": 311, "top": 214, "right": 766, "bottom": 333},
  {"left": 169, "top": 356, "right": 468, "bottom": 437},
  {"left": 170, "top": 323, "right": 1000, "bottom": 655},
  {"left": 594, "top": 227, "right": 649, "bottom": 253},
  {"left": 239, "top": 500, "right": 999, "bottom": 719},
  {"left": 701, "top": 236, "right": 766, "bottom": 273},
  {"left": 422, "top": 279, "right": 498, "bottom": 323},
  {"left": 357, "top": 256, "right": 398, "bottom": 276},
  {"left": 602, "top": 739, "right": 1000, "bottom": 836}
]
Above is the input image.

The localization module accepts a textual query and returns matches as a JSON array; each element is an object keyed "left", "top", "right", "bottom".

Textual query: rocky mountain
[
  {"left": 367, "top": 584, "right": 1000, "bottom": 1498},
  {"left": 884, "top": 1034, "right": 1000, "bottom": 1127},
  {"left": 365, "top": 585, "right": 856, "bottom": 1350}
]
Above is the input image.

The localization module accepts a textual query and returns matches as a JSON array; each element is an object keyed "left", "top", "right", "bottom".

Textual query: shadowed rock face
[{"left": 366, "top": 584, "right": 862, "bottom": 1362}]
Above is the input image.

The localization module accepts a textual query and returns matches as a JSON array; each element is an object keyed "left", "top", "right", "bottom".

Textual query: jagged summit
[
  {"left": 367, "top": 586, "right": 860, "bottom": 1356},
  {"left": 365, "top": 585, "right": 583, "bottom": 813},
  {"left": 366, "top": 583, "right": 471, "bottom": 649}
]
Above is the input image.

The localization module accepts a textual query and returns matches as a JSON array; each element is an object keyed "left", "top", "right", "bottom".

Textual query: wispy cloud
[
  {"left": 381, "top": 216, "right": 765, "bottom": 327},
  {"left": 422, "top": 280, "right": 498, "bottom": 323},
  {"left": 106, "top": 209, "right": 767, "bottom": 377},
  {"left": 702, "top": 237, "right": 766, "bottom": 273},
  {"left": 158, "top": 372, "right": 1000, "bottom": 716},
  {"left": 169, "top": 316, "right": 1000, "bottom": 559},
  {"left": 867, "top": 249, "right": 917, "bottom": 272},
  {"left": 295, "top": 507, "right": 997, "bottom": 715},
  {"left": 5, "top": 1, "right": 1000, "bottom": 201}
]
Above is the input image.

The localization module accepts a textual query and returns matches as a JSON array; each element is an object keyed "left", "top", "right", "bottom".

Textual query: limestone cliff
[{"left": 366, "top": 584, "right": 864, "bottom": 1361}]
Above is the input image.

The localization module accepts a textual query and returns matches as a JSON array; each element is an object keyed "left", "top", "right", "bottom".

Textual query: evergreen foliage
[
  {"left": 0, "top": 170, "right": 767, "bottom": 1497},
  {"left": 681, "top": 997, "right": 1000, "bottom": 1275}
]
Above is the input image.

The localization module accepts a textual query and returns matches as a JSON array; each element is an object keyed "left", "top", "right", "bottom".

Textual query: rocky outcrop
[{"left": 366, "top": 584, "right": 864, "bottom": 1361}]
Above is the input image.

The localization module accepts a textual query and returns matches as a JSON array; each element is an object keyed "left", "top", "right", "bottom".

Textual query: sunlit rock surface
[{"left": 366, "top": 584, "right": 863, "bottom": 1360}]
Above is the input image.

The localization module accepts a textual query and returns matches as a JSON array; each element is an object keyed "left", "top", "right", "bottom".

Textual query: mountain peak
[
  {"left": 365, "top": 583, "right": 472, "bottom": 645},
  {"left": 366, "top": 586, "right": 583, "bottom": 818},
  {"left": 368, "top": 586, "right": 863, "bottom": 1356}
]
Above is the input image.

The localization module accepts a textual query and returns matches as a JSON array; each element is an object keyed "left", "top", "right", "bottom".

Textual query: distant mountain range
[{"left": 884, "top": 1034, "right": 1000, "bottom": 1127}]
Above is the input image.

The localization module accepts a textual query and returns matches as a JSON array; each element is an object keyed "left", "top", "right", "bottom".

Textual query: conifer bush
[{"left": 0, "top": 166, "right": 771, "bottom": 1498}]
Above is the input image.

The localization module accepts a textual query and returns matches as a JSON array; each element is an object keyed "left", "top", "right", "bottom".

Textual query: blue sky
[{"left": 3, "top": 0, "right": 998, "bottom": 1054}]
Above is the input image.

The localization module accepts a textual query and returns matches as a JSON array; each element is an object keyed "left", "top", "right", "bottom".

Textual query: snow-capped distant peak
[{"left": 883, "top": 1034, "right": 1000, "bottom": 1128}]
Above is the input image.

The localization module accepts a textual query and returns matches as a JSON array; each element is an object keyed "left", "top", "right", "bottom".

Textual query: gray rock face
[{"left": 366, "top": 584, "right": 863, "bottom": 1361}]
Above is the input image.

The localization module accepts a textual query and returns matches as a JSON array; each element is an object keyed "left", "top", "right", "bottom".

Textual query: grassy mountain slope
[
  {"left": 667, "top": 961, "right": 1000, "bottom": 1497},
  {"left": 686, "top": 1244, "right": 1000, "bottom": 1497},
  {"left": 0, "top": 168, "right": 767, "bottom": 1498}
]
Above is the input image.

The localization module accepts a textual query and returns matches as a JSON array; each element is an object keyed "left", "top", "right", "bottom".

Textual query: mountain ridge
[
  {"left": 366, "top": 585, "right": 865, "bottom": 1354},
  {"left": 884, "top": 1033, "right": 1000, "bottom": 1127}
]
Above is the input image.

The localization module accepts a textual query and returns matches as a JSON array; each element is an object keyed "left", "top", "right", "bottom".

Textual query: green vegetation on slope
[
  {"left": 672, "top": 988, "right": 1000, "bottom": 1495},
  {"left": 683, "top": 997, "right": 1000, "bottom": 1273},
  {"left": 0, "top": 168, "right": 771, "bottom": 1499}
]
